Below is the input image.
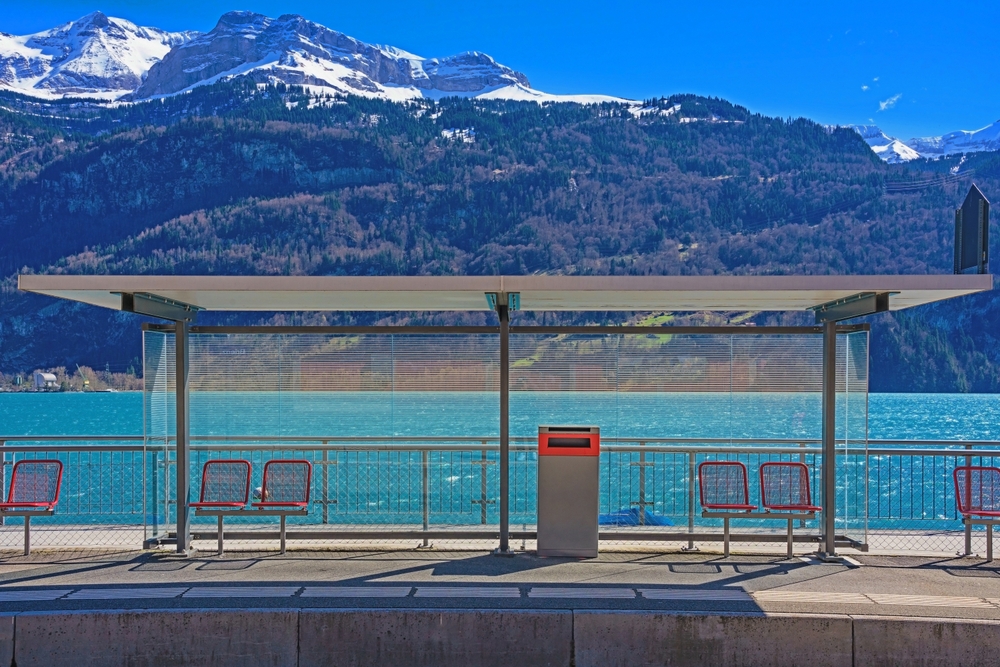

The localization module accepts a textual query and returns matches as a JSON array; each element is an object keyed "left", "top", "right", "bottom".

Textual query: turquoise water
[
  {"left": 2, "top": 391, "right": 1000, "bottom": 440},
  {"left": 1, "top": 392, "right": 998, "bottom": 530}
]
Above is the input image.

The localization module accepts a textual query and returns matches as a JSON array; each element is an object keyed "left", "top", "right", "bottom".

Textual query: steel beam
[
  {"left": 498, "top": 301, "right": 511, "bottom": 554},
  {"left": 175, "top": 322, "right": 191, "bottom": 553},
  {"left": 822, "top": 320, "right": 837, "bottom": 556}
]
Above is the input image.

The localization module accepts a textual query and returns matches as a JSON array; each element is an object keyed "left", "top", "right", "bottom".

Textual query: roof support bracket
[
  {"left": 120, "top": 292, "right": 201, "bottom": 323},
  {"left": 810, "top": 292, "right": 892, "bottom": 324}
]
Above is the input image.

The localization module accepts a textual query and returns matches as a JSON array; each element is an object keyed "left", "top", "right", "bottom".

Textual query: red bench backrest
[
  {"left": 954, "top": 466, "right": 1000, "bottom": 515},
  {"left": 7, "top": 460, "right": 63, "bottom": 507},
  {"left": 198, "top": 459, "right": 251, "bottom": 504},
  {"left": 760, "top": 462, "right": 814, "bottom": 509},
  {"left": 698, "top": 461, "right": 750, "bottom": 508},
  {"left": 260, "top": 460, "right": 312, "bottom": 505}
]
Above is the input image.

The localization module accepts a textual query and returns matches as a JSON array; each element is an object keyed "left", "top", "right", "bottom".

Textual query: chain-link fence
[{"left": 2, "top": 435, "right": 997, "bottom": 554}]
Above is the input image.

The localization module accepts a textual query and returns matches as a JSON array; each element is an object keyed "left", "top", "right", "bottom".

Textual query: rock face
[
  {"left": 133, "top": 11, "right": 530, "bottom": 100},
  {"left": 0, "top": 11, "right": 196, "bottom": 99}
]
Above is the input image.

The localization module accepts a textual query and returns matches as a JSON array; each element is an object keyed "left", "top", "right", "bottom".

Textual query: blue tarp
[{"left": 598, "top": 507, "right": 674, "bottom": 526}]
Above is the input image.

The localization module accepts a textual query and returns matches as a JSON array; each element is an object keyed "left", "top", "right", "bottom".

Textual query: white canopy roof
[{"left": 18, "top": 273, "right": 992, "bottom": 313}]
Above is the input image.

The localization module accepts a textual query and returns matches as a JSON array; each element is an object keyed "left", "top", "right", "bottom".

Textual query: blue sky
[{"left": 3, "top": 0, "right": 997, "bottom": 138}]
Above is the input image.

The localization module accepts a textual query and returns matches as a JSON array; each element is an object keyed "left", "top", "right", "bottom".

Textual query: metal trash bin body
[{"left": 537, "top": 425, "right": 600, "bottom": 558}]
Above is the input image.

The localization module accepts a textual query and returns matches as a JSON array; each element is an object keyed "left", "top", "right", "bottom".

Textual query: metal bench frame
[
  {"left": 699, "top": 461, "right": 819, "bottom": 558},
  {"left": 194, "top": 459, "right": 312, "bottom": 556},
  {"left": 954, "top": 465, "right": 1000, "bottom": 562},
  {"left": 0, "top": 460, "right": 63, "bottom": 555},
  {"left": 190, "top": 459, "right": 252, "bottom": 556}
]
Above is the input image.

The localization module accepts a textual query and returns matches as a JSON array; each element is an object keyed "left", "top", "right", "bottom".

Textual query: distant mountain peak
[
  {"left": 0, "top": 13, "right": 197, "bottom": 99},
  {"left": 0, "top": 11, "right": 621, "bottom": 105},
  {"left": 848, "top": 121, "right": 1000, "bottom": 163}
]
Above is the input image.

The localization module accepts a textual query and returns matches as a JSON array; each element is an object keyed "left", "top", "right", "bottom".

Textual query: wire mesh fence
[{"left": 3, "top": 435, "right": 996, "bottom": 556}]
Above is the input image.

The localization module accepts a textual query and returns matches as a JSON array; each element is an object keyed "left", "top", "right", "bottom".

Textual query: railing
[{"left": 3, "top": 435, "right": 1000, "bottom": 554}]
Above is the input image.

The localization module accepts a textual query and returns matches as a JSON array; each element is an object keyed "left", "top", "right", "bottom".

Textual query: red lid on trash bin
[{"left": 538, "top": 426, "right": 600, "bottom": 457}]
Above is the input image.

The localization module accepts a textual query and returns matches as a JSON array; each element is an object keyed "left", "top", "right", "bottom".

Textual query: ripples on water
[{"left": 1, "top": 392, "right": 999, "bottom": 440}]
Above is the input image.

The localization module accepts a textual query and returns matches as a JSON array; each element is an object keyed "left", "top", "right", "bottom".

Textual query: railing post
[
  {"left": 322, "top": 444, "right": 329, "bottom": 525},
  {"left": 684, "top": 451, "right": 697, "bottom": 551},
  {"left": 422, "top": 448, "right": 430, "bottom": 547},
  {"left": 0, "top": 439, "right": 5, "bottom": 527},
  {"left": 480, "top": 446, "right": 488, "bottom": 525},
  {"left": 965, "top": 444, "right": 973, "bottom": 556},
  {"left": 630, "top": 442, "right": 654, "bottom": 524}
]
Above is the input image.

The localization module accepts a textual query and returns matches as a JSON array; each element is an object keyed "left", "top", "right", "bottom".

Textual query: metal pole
[
  {"left": 822, "top": 320, "right": 837, "bottom": 557},
  {"left": 685, "top": 451, "right": 696, "bottom": 550},
  {"left": 322, "top": 445, "right": 329, "bottom": 525},
  {"left": 499, "top": 302, "right": 511, "bottom": 553},
  {"left": 965, "top": 444, "right": 973, "bottom": 556},
  {"left": 422, "top": 449, "right": 430, "bottom": 547},
  {"left": 175, "top": 322, "right": 191, "bottom": 554}
]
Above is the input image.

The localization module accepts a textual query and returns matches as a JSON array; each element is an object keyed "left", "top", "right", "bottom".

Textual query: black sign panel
[{"left": 955, "top": 184, "right": 990, "bottom": 274}]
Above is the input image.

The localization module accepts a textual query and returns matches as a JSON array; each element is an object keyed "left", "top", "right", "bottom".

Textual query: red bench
[
  {"left": 699, "top": 460, "right": 820, "bottom": 557},
  {"left": 0, "top": 460, "right": 63, "bottom": 555},
  {"left": 191, "top": 459, "right": 311, "bottom": 556},
  {"left": 954, "top": 465, "right": 1000, "bottom": 562},
  {"left": 252, "top": 459, "right": 312, "bottom": 554},
  {"left": 190, "top": 459, "right": 252, "bottom": 556}
]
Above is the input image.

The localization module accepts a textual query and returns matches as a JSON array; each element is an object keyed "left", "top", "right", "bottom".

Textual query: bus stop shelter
[{"left": 18, "top": 273, "right": 992, "bottom": 557}]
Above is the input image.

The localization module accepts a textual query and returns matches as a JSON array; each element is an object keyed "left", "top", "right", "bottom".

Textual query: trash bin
[{"left": 537, "top": 425, "right": 600, "bottom": 557}]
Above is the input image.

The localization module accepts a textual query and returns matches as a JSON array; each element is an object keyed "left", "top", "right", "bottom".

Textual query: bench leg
[
  {"left": 24, "top": 515, "right": 30, "bottom": 556},
  {"left": 723, "top": 517, "right": 730, "bottom": 557},
  {"left": 280, "top": 515, "right": 287, "bottom": 555},
  {"left": 217, "top": 515, "right": 224, "bottom": 557},
  {"left": 988, "top": 524, "right": 994, "bottom": 563},
  {"left": 787, "top": 518, "right": 794, "bottom": 559}
]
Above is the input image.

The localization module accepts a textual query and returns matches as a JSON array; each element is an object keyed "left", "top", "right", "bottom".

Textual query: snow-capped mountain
[
  {"left": 0, "top": 11, "right": 625, "bottom": 104},
  {"left": 851, "top": 121, "right": 1000, "bottom": 163},
  {"left": 905, "top": 120, "right": 1000, "bottom": 159},
  {"left": 848, "top": 125, "right": 920, "bottom": 164},
  {"left": 0, "top": 12, "right": 197, "bottom": 100},
  {"left": 133, "top": 11, "right": 623, "bottom": 103}
]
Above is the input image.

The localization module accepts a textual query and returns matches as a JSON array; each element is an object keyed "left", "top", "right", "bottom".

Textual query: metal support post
[
  {"left": 498, "top": 302, "right": 511, "bottom": 553},
  {"left": 822, "top": 320, "right": 837, "bottom": 557},
  {"left": 0, "top": 439, "right": 5, "bottom": 527},
  {"left": 422, "top": 449, "right": 430, "bottom": 547},
  {"left": 630, "top": 443, "right": 654, "bottom": 524},
  {"left": 280, "top": 515, "right": 287, "bottom": 555},
  {"left": 175, "top": 322, "right": 191, "bottom": 554},
  {"left": 217, "top": 515, "right": 224, "bottom": 556},
  {"left": 23, "top": 515, "right": 30, "bottom": 556},
  {"left": 964, "top": 444, "right": 973, "bottom": 556},
  {"left": 322, "top": 445, "right": 329, "bottom": 525},
  {"left": 682, "top": 451, "right": 698, "bottom": 551}
]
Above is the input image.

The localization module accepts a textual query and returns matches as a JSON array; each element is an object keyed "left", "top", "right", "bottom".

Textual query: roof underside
[{"left": 17, "top": 274, "right": 992, "bottom": 313}]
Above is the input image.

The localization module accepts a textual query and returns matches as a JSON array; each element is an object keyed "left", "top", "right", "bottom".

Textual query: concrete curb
[
  {"left": 299, "top": 609, "right": 572, "bottom": 667},
  {"left": 7, "top": 608, "right": 1000, "bottom": 666},
  {"left": 12, "top": 608, "right": 297, "bottom": 667},
  {"left": 573, "top": 610, "right": 854, "bottom": 667},
  {"left": 0, "top": 615, "right": 13, "bottom": 667},
  {"left": 853, "top": 614, "right": 1000, "bottom": 667}
]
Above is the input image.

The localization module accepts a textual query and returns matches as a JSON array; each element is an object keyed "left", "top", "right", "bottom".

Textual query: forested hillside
[{"left": 0, "top": 82, "right": 997, "bottom": 391}]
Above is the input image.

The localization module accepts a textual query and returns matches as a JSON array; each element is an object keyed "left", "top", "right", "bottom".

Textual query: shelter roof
[{"left": 17, "top": 274, "right": 992, "bottom": 313}]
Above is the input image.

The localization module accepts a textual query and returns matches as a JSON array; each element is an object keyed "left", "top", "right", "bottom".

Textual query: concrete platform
[{"left": 3, "top": 549, "right": 1000, "bottom": 665}]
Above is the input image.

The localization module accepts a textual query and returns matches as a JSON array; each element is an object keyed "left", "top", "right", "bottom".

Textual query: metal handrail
[{"left": 5, "top": 434, "right": 1000, "bottom": 451}]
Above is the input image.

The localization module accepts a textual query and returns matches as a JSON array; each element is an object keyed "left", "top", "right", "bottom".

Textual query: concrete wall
[
  {"left": 13, "top": 609, "right": 297, "bottom": 667},
  {"left": 300, "top": 610, "right": 572, "bottom": 667},
  {"left": 6, "top": 609, "right": 1000, "bottom": 667},
  {"left": 574, "top": 611, "right": 853, "bottom": 667}
]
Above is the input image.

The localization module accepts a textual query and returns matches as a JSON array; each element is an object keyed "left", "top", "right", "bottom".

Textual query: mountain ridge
[{"left": 0, "top": 10, "right": 626, "bottom": 105}]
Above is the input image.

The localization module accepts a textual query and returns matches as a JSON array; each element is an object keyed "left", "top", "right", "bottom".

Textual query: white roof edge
[{"left": 17, "top": 273, "right": 993, "bottom": 313}]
